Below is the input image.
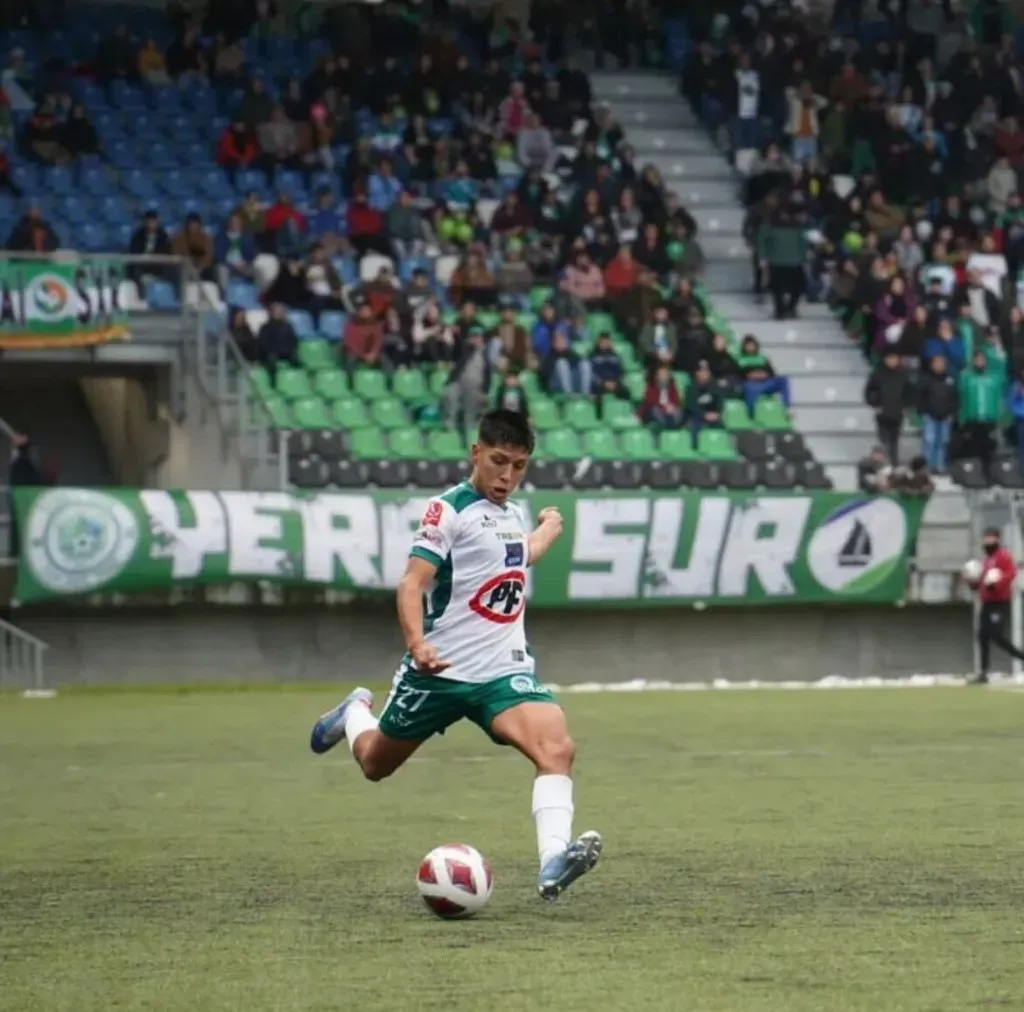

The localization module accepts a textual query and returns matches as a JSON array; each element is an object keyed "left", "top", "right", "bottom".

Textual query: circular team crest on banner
[
  {"left": 25, "top": 489, "right": 140, "bottom": 594},
  {"left": 24, "top": 273, "right": 74, "bottom": 323},
  {"left": 806, "top": 497, "right": 907, "bottom": 595}
]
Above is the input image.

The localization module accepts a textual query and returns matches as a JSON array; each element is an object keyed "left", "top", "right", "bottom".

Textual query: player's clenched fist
[
  {"left": 537, "top": 506, "right": 563, "bottom": 535},
  {"left": 410, "top": 641, "right": 451, "bottom": 674}
]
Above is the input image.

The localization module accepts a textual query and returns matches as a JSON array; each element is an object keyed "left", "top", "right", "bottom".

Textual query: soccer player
[{"left": 310, "top": 409, "right": 601, "bottom": 901}]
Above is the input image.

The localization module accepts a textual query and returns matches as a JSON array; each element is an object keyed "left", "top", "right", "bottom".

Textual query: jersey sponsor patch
[
  {"left": 504, "top": 542, "right": 524, "bottom": 567},
  {"left": 422, "top": 501, "right": 443, "bottom": 527},
  {"left": 416, "top": 526, "right": 445, "bottom": 548},
  {"left": 468, "top": 569, "right": 526, "bottom": 624}
]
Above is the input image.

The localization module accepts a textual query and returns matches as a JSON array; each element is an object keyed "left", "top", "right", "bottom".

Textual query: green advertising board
[
  {"left": 11, "top": 488, "right": 926, "bottom": 606},
  {"left": 0, "top": 257, "right": 130, "bottom": 349}
]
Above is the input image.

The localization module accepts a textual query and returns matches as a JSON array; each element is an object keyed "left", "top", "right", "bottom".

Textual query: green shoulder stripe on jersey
[
  {"left": 410, "top": 546, "right": 444, "bottom": 568},
  {"left": 423, "top": 553, "right": 454, "bottom": 633},
  {"left": 439, "top": 480, "right": 484, "bottom": 514}
]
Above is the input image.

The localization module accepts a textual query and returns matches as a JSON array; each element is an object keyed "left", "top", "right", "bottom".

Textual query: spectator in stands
[
  {"left": 494, "top": 368, "right": 530, "bottom": 418},
  {"left": 666, "top": 219, "right": 705, "bottom": 279},
  {"left": 866, "top": 350, "right": 913, "bottom": 465},
  {"left": 531, "top": 302, "right": 566, "bottom": 362},
  {"left": 137, "top": 39, "right": 170, "bottom": 86},
  {"left": 987, "top": 155, "right": 1018, "bottom": 217},
  {"left": 494, "top": 238, "right": 534, "bottom": 299},
  {"left": 705, "top": 332, "right": 741, "bottom": 397},
  {"left": 498, "top": 80, "right": 530, "bottom": 137},
  {"left": 449, "top": 249, "right": 497, "bottom": 307},
  {"left": 387, "top": 190, "right": 429, "bottom": 260},
  {"left": 641, "top": 364, "right": 684, "bottom": 432},
  {"left": 874, "top": 276, "right": 916, "bottom": 356},
  {"left": 589, "top": 332, "right": 627, "bottom": 411},
  {"left": 346, "top": 189, "right": 388, "bottom": 257},
  {"left": 489, "top": 303, "right": 532, "bottom": 373},
  {"left": 633, "top": 221, "right": 671, "bottom": 277},
  {"left": 210, "top": 33, "right": 245, "bottom": 88},
  {"left": 20, "top": 96, "right": 70, "bottom": 165},
  {"left": 215, "top": 212, "right": 256, "bottom": 290},
  {"left": 172, "top": 213, "right": 215, "bottom": 284},
  {"left": 923, "top": 317, "right": 966, "bottom": 377},
  {"left": 343, "top": 302, "right": 383, "bottom": 371},
  {"left": 307, "top": 188, "right": 346, "bottom": 255},
  {"left": 958, "top": 350, "right": 1003, "bottom": 467},
  {"left": 60, "top": 104, "right": 100, "bottom": 160},
  {"left": 516, "top": 111, "right": 555, "bottom": 172},
  {"left": 757, "top": 205, "right": 807, "bottom": 320},
  {"left": 541, "top": 331, "right": 591, "bottom": 397},
  {"left": 729, "top": 51, "right": 762, "bottom": 153},
  {"left": 229, "top": 308, "right": 260, "bottom": 364},
  {"left": 785, "top": 81, "right": 828, "bottom": 164},
  {"left": 737, "top": 335, "right": 789, "bottom": 416},
  {"left": 238, "top": 79, "right": 275, "bottom": 128},
  {"left": 304, "top": 244, "right": 345, "bottom": 326},
  {"left": 444, "top": 325, "right": 490, "bottom": 431},
  {"left": 368, "top": 158, "right": 403, "bottom": 214},
  {"left": 258, "top": 303, "right": 298, "bottom": 380},
  {"left": 639, "top": 304, "right": 677, "bottom": 369},
  {"left": 685, "top": 360, "right": 724, "bottom": 439},
  {"left": 675, "top": 303, "right": 714, "bottom": 374},
  {"left": 891, "top": 456, "right": 935, "bottom": 497},
  {"left": 97, "top": 24, "right": 136, "bottom": 83},
  {"left": 559, "top": 250, "right": 605, "bottom": 316},
  {"left": 603, "top": 243, "right": 641, "bottom": 333},
  {"left": 165, "top": 25, "right": 207, "bottom": 86},
  {"left": 257, "top": 106, "right": 302, "bottom": 185},
  {"left": 858, "top": 445, "right": 892, "bottom": 494},
  {"left": 262, "top": 256, "right": 307, "bottom": 309},
  {"left": 918, "top": 355, "right": 958, "bottom": 474},
  {"left": 412, "top": 298, "right": 455, "bottom": 364},
  {"left": 264, "top": 191, "right": 306, "bottom": 258},
  {"left": 6, "top": 203, "right": 58, "bottom": 252},
  {"left": 217, "top": 119, "right": 259, "bottom": 185},
  {"left": 864, "top": 190, "right": 905, "bottom": 242},
  {"left": 379, "top": 307, "right": 412, "bottom": 372},
  {"left": 489, "top": 191, "right": 532, "bottom": 249}
]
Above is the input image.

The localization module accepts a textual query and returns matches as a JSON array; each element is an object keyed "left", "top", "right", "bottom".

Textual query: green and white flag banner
[{"left": 11, "top": 488, "right": 927, "bottom": 606}]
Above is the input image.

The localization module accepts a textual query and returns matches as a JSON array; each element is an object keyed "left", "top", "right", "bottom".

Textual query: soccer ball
[
  {"left": 416, "top": 844, "right": 493, "bottom": 919},
  {"left": 962, "top": 559, "right": 984, "bottom": 582}
]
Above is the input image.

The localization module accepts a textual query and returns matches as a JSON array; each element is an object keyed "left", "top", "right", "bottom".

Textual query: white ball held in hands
[
  {"left": 961, "top": 559, "right": 983, "bottom": 582},
  {"left": 984, "top": 567, "right": 1004, "bottom": 587}
]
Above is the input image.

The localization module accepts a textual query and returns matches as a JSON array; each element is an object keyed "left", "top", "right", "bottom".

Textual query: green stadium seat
[
  {"left": 620, "top": 427, "right": 659, "bottom": 461},
  {"left": 427, "top": 429, "right": 465, "bottom": 460},
  {"left": 275, "top": 367, "right": 313, "bottom": 401},
  {"left": 722, "top": 400, "right": 754, "bottom": 431},
  {"left": 332, "top": 397, "right": 371, "bottom": 429},
  {"left": 370, "top": 396, "right": 409, "bottom": 430},
  {"left": 587, "top": 312, "right": 618, "bottom": 338},
  {"left": 697, "top": 428, "right": 739, "bottom": 460},
  {"left": 314, "top": 368, "right": 350, "bottom": 401},
  {"left": 477, "top": 311, "right": 501, "bottom": 330},
  {"left": 291, "top": 396, "right": 332, "bottom": 429},
  {"left": 391, "top": 368, "right": 430, "bottom": 405},
  {"left": 659, "top": 429, "right": 697, "bottom": 460},
  {"left": 539, "top": 428, "right": 582, "bottom": 461},
  {"left": 352, "top": 368, "right": 389, "bottom": 401},
  {"left": 624, "top": 371, "right": 646, "bottom": 402},
  {"left": 519, "top": 371, "right": 541, "bottom": 397},
  {"left": 297, "top": 339, "right": 335, "bottom": 372},
  {"left": 603, "top": 396, "right": 641, "bottom": 430},
  {"left": 529, "top": 286, "right": 555, "bottom": 310},
  {"left": 429, "top": 367, "right": 451, "bottom": 398},
  {"left": 349, "top": 426, "right": 389, "bottom": 459},
  {"left": 530, "top": 397, "right": 561, "bottom": 431},
  {"left": 388, "top": 426, "right": 424, "bottom": 460},
  {"left": 672, "top": 371, "right": 691, "bottom": 393},
  {"left": 614, "top": 341, "right": 639, "bottom": 371},
  {"left": 260, "top": 395, "right": 292, "bottom": 428},
  {"left": 249, "top": 367, "right": 272, "bottom": 395},
  {"left": 562, "top": 398, "right": 601, "bottom": 431},
  {"left": 582, "top": 427, "right": 619, "bottom": 461},
  {"left": 753, "top": 396, "right": 791, "bottom": 430}
]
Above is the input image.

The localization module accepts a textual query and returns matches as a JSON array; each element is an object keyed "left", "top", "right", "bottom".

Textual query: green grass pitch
[{"left": 2, "top": 686, "right": 1024, "bottom": 1011}]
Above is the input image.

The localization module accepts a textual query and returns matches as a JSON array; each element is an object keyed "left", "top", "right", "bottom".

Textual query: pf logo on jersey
[
  {"left": 469, "top": 569, "right": 526, "bottom": 624},
  {"left": 422, "top": 501, "right": 443, "bottom": 527}
]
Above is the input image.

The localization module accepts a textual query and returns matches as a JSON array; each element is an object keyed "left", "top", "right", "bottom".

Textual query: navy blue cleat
[
  {"left": 310, "top": 688, "right": 374, "bottom": 755},
  {"left": 537, "top": 830, "right": 603, "bottom": 901}
]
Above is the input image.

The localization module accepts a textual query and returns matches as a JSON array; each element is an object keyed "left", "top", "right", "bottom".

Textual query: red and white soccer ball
[{"left": 416, "top": 844, "right": 493, "bottom": 919}]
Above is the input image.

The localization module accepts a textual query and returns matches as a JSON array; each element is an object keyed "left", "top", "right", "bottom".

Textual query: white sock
[
  {"left": 344, "top": 702, "right": 378, "bottom": 754},
  {"left": 532, "top": 774, "right": 574, "bottom": 869}
]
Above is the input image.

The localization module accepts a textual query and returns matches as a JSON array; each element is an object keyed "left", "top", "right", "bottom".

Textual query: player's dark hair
[{"left": 477, "top": 409, "right": 534, "bottom": 454}]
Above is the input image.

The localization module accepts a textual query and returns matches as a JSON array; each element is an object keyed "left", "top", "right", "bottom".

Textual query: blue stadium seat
[
  {"left": 145, "top": 279, "right": 181, "bottom": 310},
  {"left": 78, "top": 222, "right": 109, "bottom": 252},
  {"left": 319, "top": 311, "right": 347, "bottom": 340},
  {"left": 42, "top": 166, "right": 75, "bottom": 196},
  {"left": 332, "top": 257, "right": 359, "bottom": 285},
  {"left": 286, "top": 310, "right": 315, "bottom": 339},
  {"left": 225, "top": 280, "right": 259, "bottom": 309},
  {"left": 61, "top": 197, "right": 92, "bottom": 224}
]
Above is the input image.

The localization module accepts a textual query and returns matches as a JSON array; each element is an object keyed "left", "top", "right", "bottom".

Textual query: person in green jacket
[
  {"left": 959, "top": 351, "right": 1005, "bottom": 466},
  {"left": 756, "top": 208, "right": 808, "bottom": 320}
]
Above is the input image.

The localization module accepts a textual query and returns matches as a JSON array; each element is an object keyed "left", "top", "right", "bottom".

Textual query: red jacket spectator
[
  {"left": 604, "top": 248, "right": 641, "bottom": 294},
  {"left": 217, "top": 122, "right": 258, "bottom": 168},
  {"left": 641, "top": 375, "right": 682, "bottom": 415},
  {"left": 347, "top": 194, "right": 384, "bottom": 238},
  {"left": 343, "top": 309, "right": 383, "bottom": 364},
  {"left": 974, "top": 547, "right": 1018, "bottom": 604},
  {"left": 265, "top": 196, "right": 306, "bottom": 234}
]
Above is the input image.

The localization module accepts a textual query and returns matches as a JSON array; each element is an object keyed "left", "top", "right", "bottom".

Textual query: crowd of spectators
[{"left": 684, "top": 0, "right": 1024, "bottom": 487}]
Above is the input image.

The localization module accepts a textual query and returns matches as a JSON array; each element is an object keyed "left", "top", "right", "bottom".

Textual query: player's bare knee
[
  {"left": 359, "top": 756, "right": 396, "bottom": 782},
  {"left": 534, "top": 734, "right": 575, "bottom": 774}
]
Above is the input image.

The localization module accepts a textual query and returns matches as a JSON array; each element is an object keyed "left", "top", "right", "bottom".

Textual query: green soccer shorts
[{"left": 377, "top": 661, "right": 558, "bottom": 744}]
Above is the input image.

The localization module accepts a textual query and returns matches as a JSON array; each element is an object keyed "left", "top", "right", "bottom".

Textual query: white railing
[{"left": 0, "top": 617, "right": 48, "bottom": 693}]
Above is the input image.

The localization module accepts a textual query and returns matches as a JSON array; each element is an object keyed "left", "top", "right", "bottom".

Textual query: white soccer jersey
[{"left": 408, "top": 481, "right": 533, "bottom": 684}]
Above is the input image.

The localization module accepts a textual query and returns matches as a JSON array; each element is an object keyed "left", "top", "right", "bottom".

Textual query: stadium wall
[{"left": 9, "top": 604, "right": 975, "bottom": 688}]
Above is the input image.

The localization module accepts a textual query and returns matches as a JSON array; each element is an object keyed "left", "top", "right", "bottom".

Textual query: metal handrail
[{"left": 0, "top": 616, "right": 48, "bottom": 693}]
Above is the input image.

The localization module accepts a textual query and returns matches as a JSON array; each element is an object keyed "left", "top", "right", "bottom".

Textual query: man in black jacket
[
  {"left": 865, "top": 350, "right": 913, "bottom": 464},
  {"left": 128, "top": 208, "right": 175, "bottom": 291},
  {"left": 917, "top": 355, "right": 958, "bottom": 473}
]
